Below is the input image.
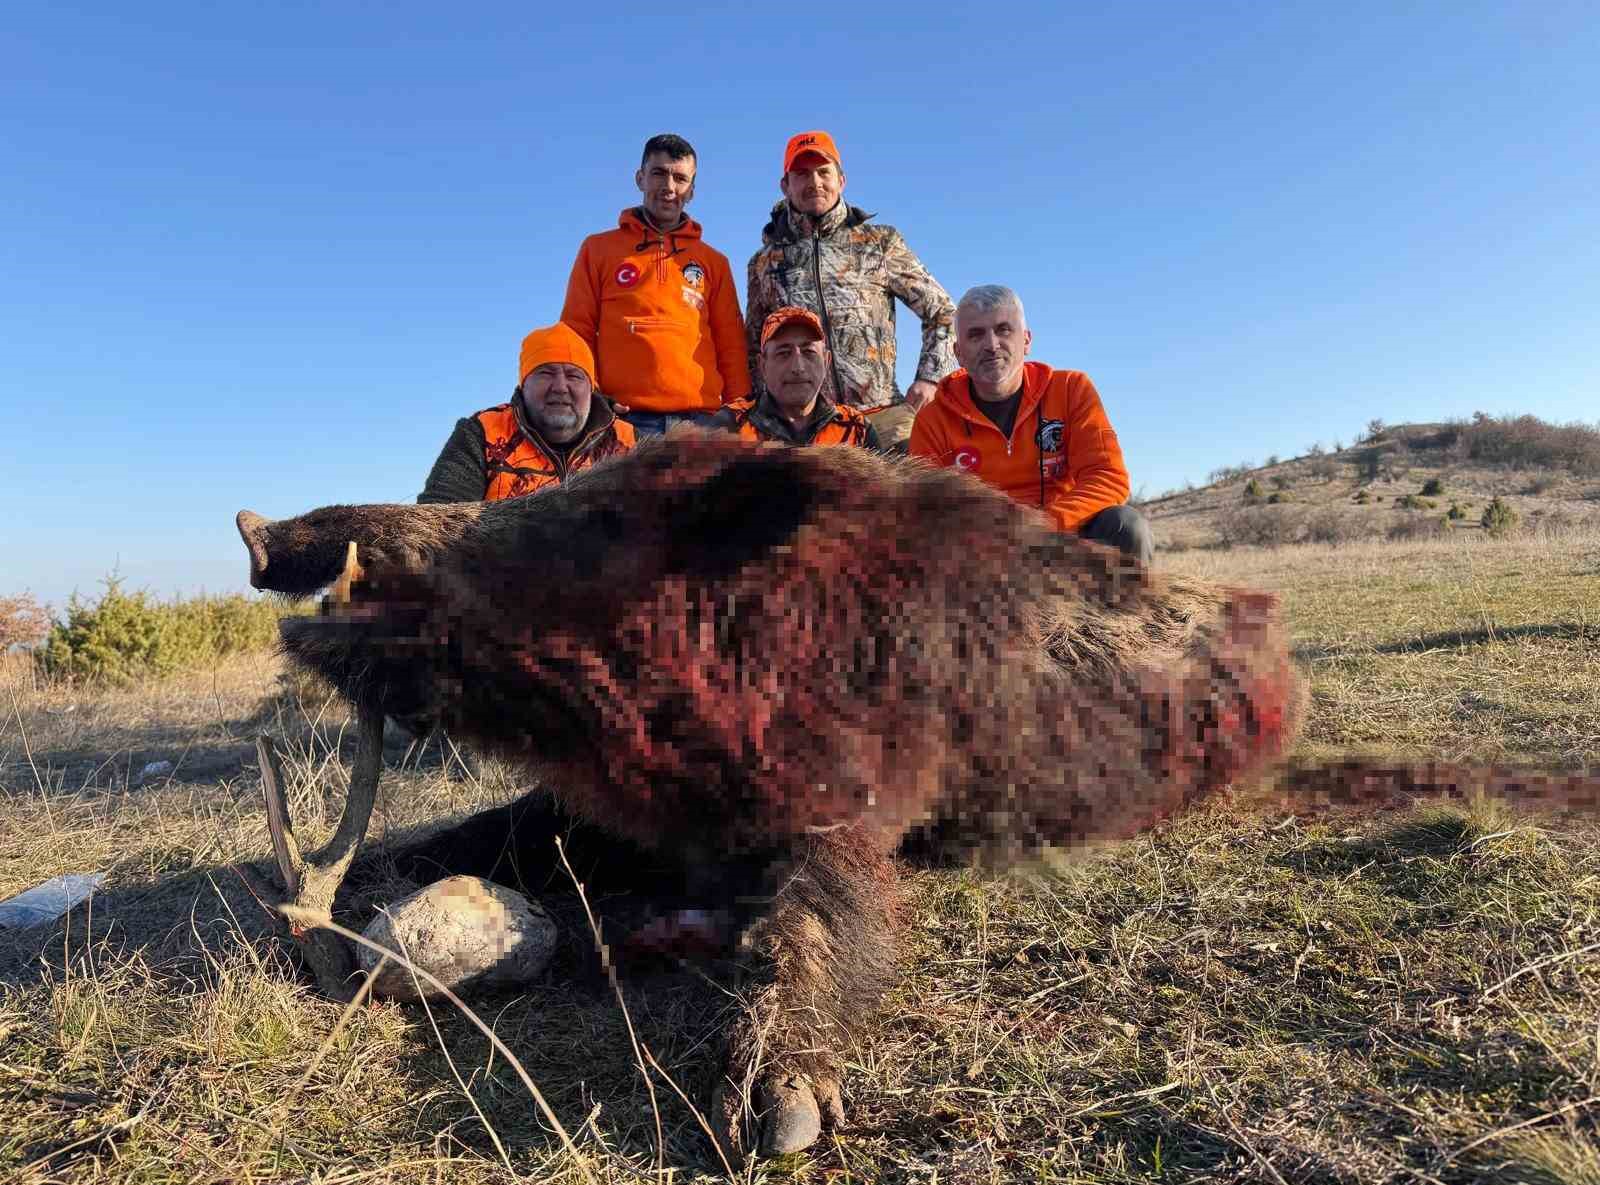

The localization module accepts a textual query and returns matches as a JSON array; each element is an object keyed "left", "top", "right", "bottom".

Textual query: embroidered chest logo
[
  {"left": 953, "top": 447, "right": 981, "bottom": 472},
  {"left": 681, "top": 262, "right": 705, "bottom": 288},
  {"left": 615, "top": 262, "right": 641, "bottom": 288},
  {"left": 1035, "top": 418, "right": 1065, "bottom": 454}
]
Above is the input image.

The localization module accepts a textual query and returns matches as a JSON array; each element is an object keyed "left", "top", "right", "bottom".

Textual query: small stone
[{"left": 356, "top": 876, "right": 558, "bottom": 1001}]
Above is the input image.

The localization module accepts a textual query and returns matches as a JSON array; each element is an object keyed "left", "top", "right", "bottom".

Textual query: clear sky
[{"left": 4, "top": 1, "right": 1597, "bottom": 607}]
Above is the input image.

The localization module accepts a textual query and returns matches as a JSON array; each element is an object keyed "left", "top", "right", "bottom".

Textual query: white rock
[
  {"left": 138, "top": 760, "right": 173, "bottom": 784},
  {"left": 356, "top": 876, "right": 558, "bottom": 1001}
]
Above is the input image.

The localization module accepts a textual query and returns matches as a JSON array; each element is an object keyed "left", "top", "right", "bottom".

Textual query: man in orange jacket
[
  {"left": 418, "top": 323, "right": 635, "bottom": 503},
  {"left": 561, "top": 134, "right": 750, "bottom": 436},
  {"left": 707, "top": 307, "right": 880, "bottom": 448},
  {"left": 909, "top": 285, "right": 1153, "bottom": 564}
]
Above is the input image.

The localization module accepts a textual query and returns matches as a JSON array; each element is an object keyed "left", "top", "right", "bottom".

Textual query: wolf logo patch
[{"left": 1035, "top": 418, "right": 1064, "bottom": 454}]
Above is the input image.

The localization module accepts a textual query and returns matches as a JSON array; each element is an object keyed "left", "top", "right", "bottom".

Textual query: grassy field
[{"left": 2, "top": 528, "right": 1598, "bottom": 1183}]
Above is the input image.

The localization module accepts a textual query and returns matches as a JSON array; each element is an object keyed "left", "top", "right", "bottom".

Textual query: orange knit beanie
[{"left": 519, "top": 323, "right": 596, "bottom": 387}]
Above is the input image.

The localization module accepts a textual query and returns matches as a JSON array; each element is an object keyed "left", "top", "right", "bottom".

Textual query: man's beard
[{"left": 539, "top": 406, "right": 582, "bottom": 437}]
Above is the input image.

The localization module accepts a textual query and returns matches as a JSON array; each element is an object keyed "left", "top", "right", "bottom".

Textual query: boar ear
[{"left": 663, "top": 452, "right": 820, "bottom": 581}]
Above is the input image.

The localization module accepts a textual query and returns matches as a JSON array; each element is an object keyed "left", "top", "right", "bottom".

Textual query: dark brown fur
[{"left": 238, "top": 431, "right": 1303, "bottom": 1154}]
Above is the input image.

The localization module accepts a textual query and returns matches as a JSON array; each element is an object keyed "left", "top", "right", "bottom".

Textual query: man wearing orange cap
[
  {"left": 910, "top": 285, "right": 1153, "bottom": 564},
  {"left": 418, "top": 323, "right": 636, "bottom": 503},
  {"left": 708, "top": 306, "right": 880, "bottom": 448},
  {"left": 561, "top": 133, "right": 750, "bottom": 437},
  {"left": 745, "top": 130, "right": 955, "bottom": 451}
]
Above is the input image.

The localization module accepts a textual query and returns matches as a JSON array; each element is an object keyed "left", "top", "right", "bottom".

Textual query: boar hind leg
[{"left": 713, "top": 824, "right": 898, "bottom": 1159}]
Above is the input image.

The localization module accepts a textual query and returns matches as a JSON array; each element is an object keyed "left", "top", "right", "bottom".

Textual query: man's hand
[{"left": 905, "top": 380, "right": 938, "bottom": 413}]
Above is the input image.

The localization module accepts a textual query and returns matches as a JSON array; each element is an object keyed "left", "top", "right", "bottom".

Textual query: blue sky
[{"left": 3, "top": 1, "right": 1597, "bottom": 607}]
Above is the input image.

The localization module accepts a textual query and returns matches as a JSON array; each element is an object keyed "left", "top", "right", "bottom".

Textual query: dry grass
[{"left": 3, "top": 531, "right": 1598, "bottom": 1183}]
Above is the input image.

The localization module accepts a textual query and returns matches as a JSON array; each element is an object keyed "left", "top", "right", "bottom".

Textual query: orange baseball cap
[
  {"left": 519, "top": 322, "right": 595, "bottom": 386},
  {"left": 759, "top": 306, "right": 825, "bottom": 348},
  {"left": 783, "top": 130, "right": 841, "bottom": 173}
]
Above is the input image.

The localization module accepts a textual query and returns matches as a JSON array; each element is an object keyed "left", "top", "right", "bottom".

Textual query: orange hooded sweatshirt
[
  {"left": 560, "top": 208, "right": 751, "bottom": 414},
  {"left": 909, "top": 361, "right": 1131, "bottom": 533}
]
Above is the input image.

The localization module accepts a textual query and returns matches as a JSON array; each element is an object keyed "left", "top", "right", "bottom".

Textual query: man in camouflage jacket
[{"left": 745, "top": 130, "right": 956, "bottom": 447}]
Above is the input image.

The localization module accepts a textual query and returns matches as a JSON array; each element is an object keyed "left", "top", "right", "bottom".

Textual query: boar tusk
[{"left": 327, "top": 541, "right": 364, "bottom": 606}]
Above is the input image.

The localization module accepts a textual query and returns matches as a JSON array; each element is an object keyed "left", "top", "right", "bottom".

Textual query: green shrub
[
  {"left": 37, "top": 576, "right": 288, "bottom": 683},
  {"left": 1396, "top": 494, "right": 1437, "bottom": 510},
  {"left": 1266, "top": 491, "right": 1292, "bottom": 504},
  {"left": 1243, "top": 478, "right": 1265, "bottom": 501},
  {"left": 1446, "top": 502, "right": 1467, "bottom": 521},
  {"left": 1421, "top": 477, "right": 1445, "bottom": 496},
  {"left": 1481, "top": 496, "right": 1519, "bottom": 537}
]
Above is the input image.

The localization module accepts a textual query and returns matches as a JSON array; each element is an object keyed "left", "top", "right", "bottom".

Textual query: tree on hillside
[{"left": 0, "top": 594, "right": 50, "bottom": 649}]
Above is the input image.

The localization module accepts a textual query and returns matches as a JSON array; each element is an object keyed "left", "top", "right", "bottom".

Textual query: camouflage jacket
[{"left": 745, "top": 200, "right": 956, "bottom": 412}]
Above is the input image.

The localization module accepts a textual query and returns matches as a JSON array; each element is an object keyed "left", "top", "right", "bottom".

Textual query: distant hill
[{"left": 1140, "top": 414, "right": 1600, "bottom": 551}]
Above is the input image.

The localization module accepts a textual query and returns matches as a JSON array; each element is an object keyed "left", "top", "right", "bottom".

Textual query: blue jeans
[{"left": 617, "top": 410, "right": 714, "bottom": 437}]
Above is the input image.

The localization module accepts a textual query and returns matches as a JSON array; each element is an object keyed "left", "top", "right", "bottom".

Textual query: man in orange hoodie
[
  {"left": 909, "top": 285, "right": 1153, "bottom": 564},
  {"left": 418, "top": 323, "right": 635, "bottom": 503},
  {"left": 561, "top": 134, "right": 751, "bottom": 436}
]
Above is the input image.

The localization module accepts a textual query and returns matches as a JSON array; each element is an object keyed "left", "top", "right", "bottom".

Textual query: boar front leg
[{"left": 713, "top": 824, "right": 899, "bottom": 1158}]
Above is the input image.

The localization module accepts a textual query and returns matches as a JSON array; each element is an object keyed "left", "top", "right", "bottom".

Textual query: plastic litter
[{"left": 0, "top": 873, "right": 108, "bottom": 929}]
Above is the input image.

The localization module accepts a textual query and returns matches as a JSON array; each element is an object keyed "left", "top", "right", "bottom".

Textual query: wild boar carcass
[{"left": 237, "top": 431, "right": 1302, "bottom": 1156}]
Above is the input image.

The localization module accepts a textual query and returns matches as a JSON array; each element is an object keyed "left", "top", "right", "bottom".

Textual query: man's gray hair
[{"left": 956, "top": 284, "right": 1025, "bottom": 323}]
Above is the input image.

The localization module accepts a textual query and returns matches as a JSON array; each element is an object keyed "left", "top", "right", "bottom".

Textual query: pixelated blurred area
[
  {"left": 246, "top": 431, "right": 1302, "bottom": 867},
  {"left": 228, "top": 430, "right": 1314, "bottom": 1154}
]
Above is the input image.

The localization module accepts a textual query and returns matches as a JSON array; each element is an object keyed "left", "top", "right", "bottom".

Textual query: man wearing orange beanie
[
  {"left": 561, "top": 133, "right": 750, "bottom": 436},
  {"left": 418, "top": 323, "right": 635, "bottom": 503}
]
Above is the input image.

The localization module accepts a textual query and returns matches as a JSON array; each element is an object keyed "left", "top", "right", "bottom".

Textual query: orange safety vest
[
  {"left": 720, "top": 396, "right": 876, "bottom": 448},
  {"left": 477, "top": 401, "right": 636, "bottom": 501}
]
